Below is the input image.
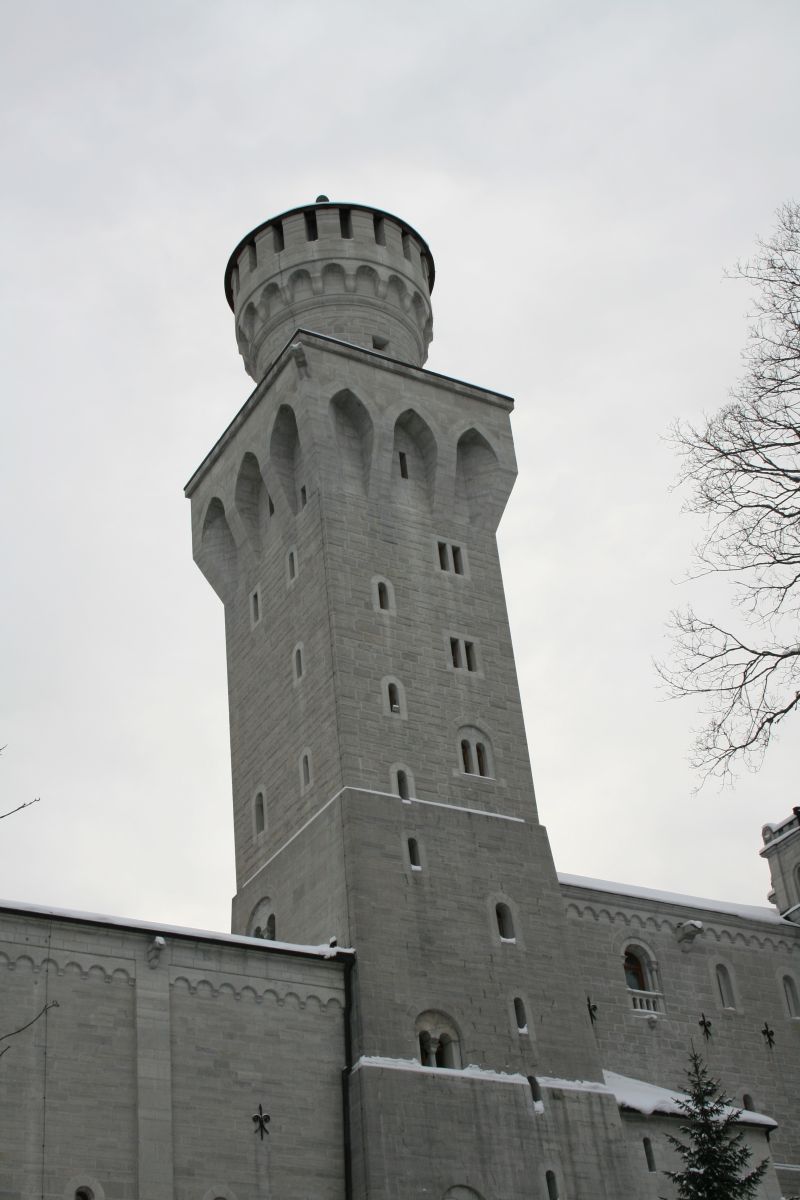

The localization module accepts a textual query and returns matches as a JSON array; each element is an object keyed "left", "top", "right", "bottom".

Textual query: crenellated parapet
[{"left": 224, "top": 199, "right": 435, "bottom": 380}]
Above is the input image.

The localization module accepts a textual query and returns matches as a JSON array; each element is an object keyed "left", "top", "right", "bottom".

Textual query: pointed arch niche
[
  {"left": 392, "top": 408, "right": 437, "bottom": 511},
  {"left": 270, "top": 405, "right": 304, "bottom": 514},
  {"left": 200, "top": 498, "right": 238, "bottom": 600},
  {"left": 235, "top": 452, "right": 270, "bottom": 550},
  {"left": 455, "top": 428, "right": 501, "bottom": 527},
  {"left": 330, "top": 390, "right": 374, "bottom": 496}
]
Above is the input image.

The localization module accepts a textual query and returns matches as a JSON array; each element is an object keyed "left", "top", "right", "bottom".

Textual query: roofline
[
  {"left": 557, "top": 872, "right": 787, "bottom": 927},
  {"left": 0, "top": 898, "right": 353, "bottom": 965},
  {"left": 224, "top": 200, "right": 436, "bottom": 309},
  {"left": 184, "top": 329, "right": 514, "bottom": 497}
]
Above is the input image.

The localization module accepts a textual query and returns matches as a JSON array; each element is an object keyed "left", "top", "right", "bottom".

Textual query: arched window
[
  {"left": 397, "top": 770, "right": 409, "bottom": 799},
  {"left": 528, "top": 1075, "right": 542, "bottom": 1103},
  {"left": 266, "top": 914, "right": 276, "bottom": 940},
  {"left": 496, "top": 902, "right": 515, "bottom": 941},
  {"left": 382, "top": 677, "right": 406, "bottom": 718},
  {"left": 783, "top": 974, "right": 800, "bottom": 1018},
  {"left": 743, "top": 1093, "right": 755, "bottom": 1111},
  {"left": 254, "top": 791, "right": 265, "bottom": 835},
  {"left": 391, "top": 764, "right": 414, "bottom": 799},
  {"left": 545, "top": 1170, "right": 559, "bottom": 1200},
  {"left": 715, "top": 963, "right": 736, "bottom": 1010},
  {"left": 300, "top": 751, "right": 311, "bottom": 791},
  {"left": 514, "top": 997, "right": 527, "bottom": 1032},
  {"left": 416, "top": 1010, "right": 462, "bottom": 1070},
  {"left": 75, "top": 1190, "right": 94, "bottom": 1200},
  {"left": 408, "top": 838, "right": 421, "bottom": 869},
  {"left": 294, "top": 644, "right": 304, "bottom": 680},
  {"left": 457, "top": 727, "right": 494, "bottom": 778},
  {"left": 643, "top": 1137, "right": 656, "bottom": 1172},
  {"left": 623, "top": 945, "right": 661, "bottom": 1012}
]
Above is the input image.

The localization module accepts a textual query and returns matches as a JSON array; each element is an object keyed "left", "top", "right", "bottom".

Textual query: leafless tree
[
  {"left": 0, "top": 746, "right": 40, "bottom": 820},
  {"left": 660, "top": 202, "right": 800, "bottom": 781}
]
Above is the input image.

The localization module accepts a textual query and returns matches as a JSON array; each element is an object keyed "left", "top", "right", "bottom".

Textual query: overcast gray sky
[{"left": 2, "top": 0, "right": 798, "bottom": 931}]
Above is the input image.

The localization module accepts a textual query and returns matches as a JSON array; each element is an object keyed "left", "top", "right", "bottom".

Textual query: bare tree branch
[
  {"left": 662, "top": 201, "right": 800, "bottom": 781},
  {"left": 0, "top": 1000, "right": 59, "bottom": 1059},
  {"left": 0, "top": 797, "right": 41, "bottom": 821}
]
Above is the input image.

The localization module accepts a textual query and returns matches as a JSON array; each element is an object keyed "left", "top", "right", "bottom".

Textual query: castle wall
[
  {"left": 560, "top": 878, "right": 800, "bottom": 1175},
  {"left": 0, "top": 905, "right": 347, "bottom": 1200}
]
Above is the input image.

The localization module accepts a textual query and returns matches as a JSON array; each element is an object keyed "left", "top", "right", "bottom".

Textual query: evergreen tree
[{"left": 662, "top": 1049, "right": 768, "bottom": 1200}]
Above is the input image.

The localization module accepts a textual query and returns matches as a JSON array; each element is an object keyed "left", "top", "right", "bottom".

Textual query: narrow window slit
[
  {"left": 643, "top": 1137, "right": 656, "bottom": 1172},
  {"left": 254, "top": 792, "right": 265, "bottom": 834},
  {"left": 476, "top": 742, "right": 488, "bottom": 776},
  {"left": 304, "top": 210, "right": 318, "bottom": 241},
  {"left": 246, "top": 241, "right": 257, "bottom": 270},
  {"left": 300, "top": 485, "right": 307, "bottom": 507},
  {"left": 378, "top": 581, "right": 389, "bottom": 611},
  {"left": 398, "top": 451, "right": 408, "bottom": 479},
  {"left": 396, "top": 769, "right": 409, "bottom": 799},
  {"left": 438, "top": 541, "right": 449, "bottom": 570},
  {"left": 452, "top": 545, "right": 464, "bottom": 575},
  {"left": 268, "top": 494, "right": 275, "bottom": 516},
  {"left": 465, "top": 641, "right": 477, "bottom": 671},
  {"left": 251, "top": 590, "right": 260, "bottom": 625},
  {"left": 302, "top": 753, "right": 310, "bottom": 787},
  {"left": 295, "top": 647, "right": 303, "bottom": 679},
  {"left": 266, "top": 914, "right": 276, "bottom": 940},
  {"left": 514, "top": 996, "right": 527, "bottom": 1032},
  {"left": 546, "top": 1171, "right": 559, "bottom": 1200},
  {"left": 273, "top": 223, "right": 284, "bottom": 252},
  {"left": 373, "top": 214, "right": 385, "bottom": 245},
  {"left": 339, "top": 208, "right": 353, "bottom": 238},
  {"left": 496, "top": 902, "right": 515, "bottom": 940},
  {"left": 408, "top": 837, "right": 421, "bottom": 869},
  {"left": 461, "top": 739, "right": 474, "bottom": 774},
  {"left": 401, "top": 231, "right": 411, "bottom": 260},
  {"left": 450, "top": 637, "right": 462, "bottom": 668},
  {"left": 388, "top": 682, "right": 401, "bottom": 714}
]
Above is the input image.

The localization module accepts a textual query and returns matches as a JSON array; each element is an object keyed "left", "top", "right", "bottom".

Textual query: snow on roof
[
  {"left": 558, "top": 872, "right": 784, "bottom": 925},
  {"left": 603, "top": 1071, "right": 777, "bottom": 1129},
  {"left": 0, "top": 897, "right": 353, "bottom": 961}
]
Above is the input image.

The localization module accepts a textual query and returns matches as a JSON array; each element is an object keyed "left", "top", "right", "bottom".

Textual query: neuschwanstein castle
[{"left": 2, "top": 198, "right": 799, "bottom": 1200}]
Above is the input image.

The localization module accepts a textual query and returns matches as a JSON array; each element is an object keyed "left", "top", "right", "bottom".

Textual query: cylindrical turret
[{"left": 225, "top": 198, "right": 435, "bottom": 381}]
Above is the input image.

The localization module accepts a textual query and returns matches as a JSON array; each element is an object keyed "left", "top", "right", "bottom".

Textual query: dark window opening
[
  {"left": 743, "top": 1093, "right": 755, "bottom": 1111},
  {"left": 266, "top": 914, "right": 276, "bottom": 940},
  {"left": 624, "top": 951, "right": 647, "bottom": 991},
  {"left": 401, "top": 231, "right": 411, "bottom": 260},
  {"left": 247, "top": 241, "right": 257, "bottom": 270},
  {"left": 476, "top": 742, "right": 488, "bottom": 777},
  {"left": 388, "top": 682, "right": 401, "bottom": 714},
  {"left": 450, "top": 637, "right": 462, "bottom": 669},
  {"left": 408, "top": 837, "right": 421, "bottom": 868},
  {"left": 75, "top": 1190, "right": 94, "bottom": 1200},
  {"left": 255, "top": 792, "right": 265, "bottom": 834},
  {"left": 288, "top": 550, "right": 296, "bottom": 580},
  {"left": 304, "top": 210, "right": 318, "bottom": 241},
  {"left": 528, "top": 1075, "right": 542, "bottom": 1103},
  {"left": 643, "top": 1137, "right": 656, "bottom": 1172},
  {"left": 300, "top": 485, "right": 307, "bottom": 507},
  {"left": 373, "top": 214, "right": 386, "bottom": 245},
  {"left": 339, "top": 208, "right": 353, "bottom": 238},
  {"left": 461, "top": 739, "right": 473, "bottom": 774},
  {"left": 396, "top": 769, "right": 409, "bottom": 799},
  {"left": 302, "top": 753, "right": 310, "bottom": 786},
  {"left": 268, "top": 493, "right": 275, "bottom": 516},
  {"left": 438, "top": 541, "right": 449, "bottom": 570},
  {"left": 378, "top": 581, "right": 390, "bottom": 611},
  {"left": 496, "top": 902, "right": 515, "bottom": 940},
  {"left": 273, "top": 223, "right": 285, "bottom": 252},
  {"left": 398, "top": 451, "right": 408, "bottom": 479},
  {"left": 452, "top": 545, "right": 464, "bottom": 575},
  {"left": 372, "top": 334, "right": 389, "bottom": 351},
  {"left": 514, "top": 997, "right": 527, "bottom": 1030},
  {"left": 251, "top": 590, "right": 260, "bottom": 624},
  {"left": 546, "top": 1171, "right": 559, "bottom": 1200},
  {"left": 295, "top": 647, "right": 303, "bottom": 679},
  {"left": 465, "top": 641, "right": 477, "bottom": 671}
]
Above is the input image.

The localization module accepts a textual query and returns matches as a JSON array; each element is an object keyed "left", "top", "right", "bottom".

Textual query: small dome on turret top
[{"left": 224, "top": 199, "right": 435, "bottom": 382}]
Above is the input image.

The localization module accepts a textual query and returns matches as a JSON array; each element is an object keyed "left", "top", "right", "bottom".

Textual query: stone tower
[{"left": 185, "top": 199, "right": 639, "bottom": 1197}]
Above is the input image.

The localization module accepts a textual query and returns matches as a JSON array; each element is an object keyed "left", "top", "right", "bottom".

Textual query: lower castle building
[{"left": 2, "top": 198, "right": 798, "bottom": 1200}]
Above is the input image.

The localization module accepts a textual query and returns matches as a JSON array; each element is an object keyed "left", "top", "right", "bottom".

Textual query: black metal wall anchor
[
  {"left": 587, "top": 995, "right": 598, "bottom": 1024},
  {"left": 699, "top": 1013, "right": 712, "bottom": 1040},
  {"left": 761, "top": 1021, "right": 776, "bottom": 1049},
  {"left": 252, "top": 1103, "right": 271, "bottom": 1139}
]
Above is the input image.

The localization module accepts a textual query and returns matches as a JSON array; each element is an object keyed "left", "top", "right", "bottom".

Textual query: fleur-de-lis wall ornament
[
  {"left": 587, "top": 995, "right": 598, "bottom": 1025},
  {"left": 698, "top": 1013, "right": 712, "bottom": 1040},
  {"left": 761, "top": 1021, "right": 776, "bottom": 1049},
  {"left": 252, "top": 1103, "right": 271, "bottom": 1139}
]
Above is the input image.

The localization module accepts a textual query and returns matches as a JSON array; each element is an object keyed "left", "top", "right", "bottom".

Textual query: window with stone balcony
[{"left": 623, "top": 944, "right": 663, "bottom": 1014}]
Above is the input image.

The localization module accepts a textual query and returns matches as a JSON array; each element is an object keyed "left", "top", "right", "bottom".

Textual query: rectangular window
[
  {"left": 450, "top": 637, "right": 462, "bottom": 668},
  {"left": 465, "top": 641, "right": 477, "bottom": 672},
  {"left": 250, "top": 589, "right": 261, "bottom": 627},
  {"left": 452, "top": 545, "right": 464, "bottom": 575},
  {"left": 438, "top": 541, "right": 449, "bottom": 570},
  {"left": 401, "top": 231, "right": 411, "bottom": 260},
  {"left": 436, "top": 540, "right": 467, "bottom": 575},
  {"left": 339, "top": 207, "right": 353, "bottom": 238},
  {"left": 300, "top": 485, "right": 307, "bottom": 507},
  {"left": 373, "top": 214, "right": 386, "bottom": 245},
  {"left": 247, "top": 241, "right": 257, "bottom": 270},
  {"left": 273, "top": 222, "right": 285, "bottom": 252},
  {"left": 398, "top": 451, "right": 408, "bottom": 479},
  {"left": 304, "top": 210, "right": 318, "bottom": 242}
]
